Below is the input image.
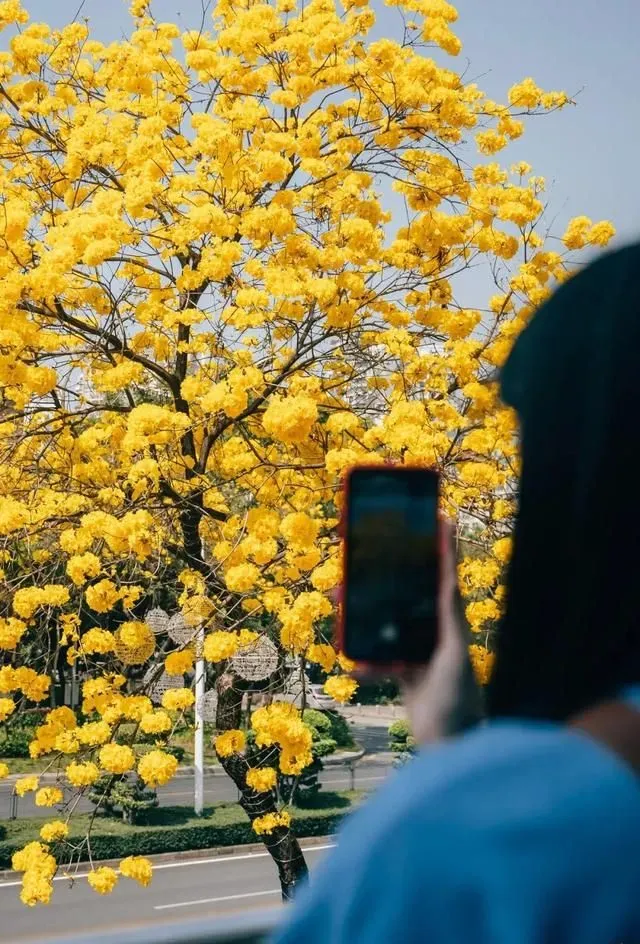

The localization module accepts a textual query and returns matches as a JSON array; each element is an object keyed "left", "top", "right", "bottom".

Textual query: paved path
[{"left": 0, "top": 840, "right": 335, "bottom": 942}]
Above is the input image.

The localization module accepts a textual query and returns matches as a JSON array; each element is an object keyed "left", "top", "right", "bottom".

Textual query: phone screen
[{"left": 343, "top": 466, "right": 439, "bottom": 664}]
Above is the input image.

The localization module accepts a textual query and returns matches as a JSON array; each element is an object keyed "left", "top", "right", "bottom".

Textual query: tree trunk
[
  {"left": 177, "top": 500, "right": 309, "bottom": 897},
  {"left": 216, "top": 672, "right": 309, "bottom": 899}
]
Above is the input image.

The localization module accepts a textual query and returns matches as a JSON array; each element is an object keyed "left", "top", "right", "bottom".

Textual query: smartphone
[{"left": 339, "top": 465, "right": 440, "bottom": 667}]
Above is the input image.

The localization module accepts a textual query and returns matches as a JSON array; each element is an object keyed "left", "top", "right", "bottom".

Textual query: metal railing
[{"left": 28, "top": 908, "right": 282, "bottom": 944}]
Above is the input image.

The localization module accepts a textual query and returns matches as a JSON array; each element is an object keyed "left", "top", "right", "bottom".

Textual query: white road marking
[
  {"left": 155, "top": 888, "right": 280, "bottom": 910},
  {"left": 0, "top": 843, "right": 336, "bottom": 890}
]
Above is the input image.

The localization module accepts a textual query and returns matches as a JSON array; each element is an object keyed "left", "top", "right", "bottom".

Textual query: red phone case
[{"left": 336, "top": 463, "right": 441, "bottom": 674}]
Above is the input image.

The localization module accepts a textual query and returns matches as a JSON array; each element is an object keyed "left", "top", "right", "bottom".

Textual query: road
[
  {"left": 1, "top": 718, "right": 394, "bottom": 819},
  {"left": 0, "top": 840, "right": 335, "bottom": 942},
  {"left": 0, "top": 760, "right": 391, "bottom": 820},
  {"left": 350, "top": 722, "right": 393, "bottom": 754}
]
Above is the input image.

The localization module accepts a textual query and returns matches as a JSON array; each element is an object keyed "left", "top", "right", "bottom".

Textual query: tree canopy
[{"left": 0, "top": 0, "right": 615, "bottom": 906}]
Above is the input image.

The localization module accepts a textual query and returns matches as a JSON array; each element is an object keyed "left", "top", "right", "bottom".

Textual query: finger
[{"left": 438, "top": 516, "right": 457, "bottom": 607}]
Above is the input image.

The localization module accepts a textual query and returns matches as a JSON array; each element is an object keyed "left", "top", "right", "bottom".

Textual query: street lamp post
[
  {"left": 145, "top": 607, "right": 207, "bottom": 815},
  {"left": 194, "top": 624, "right": 205, "bottom": 816}
]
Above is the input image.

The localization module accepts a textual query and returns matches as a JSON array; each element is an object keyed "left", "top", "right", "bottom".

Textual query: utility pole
[{"left": 194, "top": 625, "right": 205, "bottom": 816}]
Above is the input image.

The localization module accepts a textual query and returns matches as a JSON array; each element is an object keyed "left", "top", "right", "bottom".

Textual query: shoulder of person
[{"left": 278, "top": 722, "right": 640, "bottom": 944}]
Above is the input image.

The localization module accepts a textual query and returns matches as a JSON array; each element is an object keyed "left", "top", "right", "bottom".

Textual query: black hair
[{"left": 486, "top": 243, "right": 640, "bottom": 721}]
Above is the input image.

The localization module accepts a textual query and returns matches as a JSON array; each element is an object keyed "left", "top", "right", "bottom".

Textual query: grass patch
[
  {"left": 0, "top": 757, "right": 50, "bottom": 775},
  {"left": 0, "top": 791, "right": 361, "bottom": 870}
]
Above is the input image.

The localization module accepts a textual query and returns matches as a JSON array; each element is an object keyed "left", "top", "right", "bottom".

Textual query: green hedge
[
  {"left": 0, "top": 728, "right": 34, "bottom": 759},
  {"left": 0, "top": 792, "right": 358, "bottom": 870}
]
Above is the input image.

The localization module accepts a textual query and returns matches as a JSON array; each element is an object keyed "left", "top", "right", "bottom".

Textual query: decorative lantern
[
  {"left": 143, "top": 666, "right": 183, "bottom": 705},
  {"left": 231, "top": 636, "right": 279, "bottom": 682},
  {"left": 167, "top": 612, "right": 195, "bottom": 647},
  {"left": 145, "top": 607, "right": 170, "bottom": 636},
  {"left": 281, "top": 665, "right": 312, "bottom": 705},
  {"left": 196, "top": 689, "right": 218, "bottom": 723}
]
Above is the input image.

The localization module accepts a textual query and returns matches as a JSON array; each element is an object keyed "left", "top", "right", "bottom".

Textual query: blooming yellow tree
[{"left": 0, "top": 0, "right": 614, "bottom": 906}]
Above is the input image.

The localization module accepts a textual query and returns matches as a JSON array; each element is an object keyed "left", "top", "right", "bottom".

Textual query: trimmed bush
[
  {"left": 324, "top": 710, "right": 354, "bottom": 749},
  {"left": 0, "top": 728, "right": 33, "bottom": 759},
  {"left": 388, "top": 719, "right": 411, "bottom": 742},
  {"left": 0, "top": 793, "right": 359, "bottom": 870},
  {"left": 388, "top": 719, "right": 415, "bottom": 766},
  {"left": 302, "top": 709, "right": 332, "bottom": 737}
]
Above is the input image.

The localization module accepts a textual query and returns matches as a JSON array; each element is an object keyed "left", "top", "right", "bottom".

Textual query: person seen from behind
[{"left": 273, "top": 243, "right": 640, "bottom": 944}]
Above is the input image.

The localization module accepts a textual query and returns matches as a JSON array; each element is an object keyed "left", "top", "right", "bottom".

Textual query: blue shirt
[{"left": 275, "top": 687, "right": 640, "bottom": 944}]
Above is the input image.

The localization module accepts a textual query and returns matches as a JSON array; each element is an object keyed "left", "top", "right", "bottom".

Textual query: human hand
[{"left": 399, "top": 518, "right": 484, "bottom": 746}]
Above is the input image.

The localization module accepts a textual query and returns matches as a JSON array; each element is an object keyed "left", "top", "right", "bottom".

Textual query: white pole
[{"left": 194, "top": 625, "right": 205, "bottom": 816}]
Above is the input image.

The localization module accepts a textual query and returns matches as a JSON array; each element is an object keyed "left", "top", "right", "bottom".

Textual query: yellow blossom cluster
[
  {"left": 0, "top": 696, "right": 15, "bottom": 722},
  {"left": 324, "top": 675, "right": 359, "bottom": 704},
  {"left": 66, "top": 761, "right": 100, "bottom": 787},
  {"left": 98, "top": 743, "right": 135, "bottom": 774},
  {"left": 34, "top": 787, "right": 64, "bottom": 808},
  {"left": 307, "top": 644, "right": 337, "bottom": 673},
  {"left": 12, "top": 585, "right": 70, "bottom": 620},
  {"left": 203, "top": 631, "right": 240, "bottom": 662},
  {"left": 119, "top": 855, "right": 153, "bottom": 887},
  {"left": 139, "top": 710, "right": 172, "bottom": 736},
  {"left": 469, "top": 644, "right": 496, "bottom": 686},
  {"left": 161, "top": 688, "right": 195, "bottom": 712},
  {"left": 88, "top": 867, "right": 119, "bottom": 895},
  {"left": 39, "top": 820, "right": 69, "bottom": 843},
  {"left": 279, "top": 592, "right": 333, "bottom": 653},
  {"left": 0, "top": 617, "right": 27, "bottom": 650},
  {"left": 137, "top": 749, "right": 178, "bottom": 787},
  {"left": 214, "top": 729, "right": 246, "bottom": 758},
  {"left": 164, "top": 650, "right": 194, "bottom": 675},
  {"left": 79, "top": 628, "right": 115, "bottom": 655},
  {"left": 12, "top": 841, "right": 57, "bottom": 907},
  {"left": 15, "top": 775, "right": 39, "bottom": 797},
  {"left": 252, "top": 811, "right": 291, "bottom": 835},
  {"left": 0, "top": 666, "right": 50, "bottom": 703},
  {"left": 251, "top": 703, "right": 313, "bottom": 775},
  {"left": 246, "top": 767, "right": 278, "bottom": 793},
  {"left": 66, "top": 553, "right": 101, "bottom": 587}
]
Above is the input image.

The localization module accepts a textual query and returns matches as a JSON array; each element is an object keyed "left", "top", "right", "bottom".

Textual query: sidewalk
[{"left": 343, "top": 704, "right": 406, "bottom": 721}]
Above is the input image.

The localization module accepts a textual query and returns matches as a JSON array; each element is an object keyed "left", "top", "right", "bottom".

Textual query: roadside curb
[
  {"left": 323, "top": 748, "right": 364, "bottom": 766},
  {"left": 0, "top": 833, "right": 336, "bottom": 883},
  {"left": 358, "top": 751, "right": 395, "bottom": 766}
]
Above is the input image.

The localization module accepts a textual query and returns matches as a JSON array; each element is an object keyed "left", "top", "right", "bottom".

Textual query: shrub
[
  {"left": 388, "top": 719, "right": 411, "bottom": 743},
  {"left": 324, "top": 710, "right": 354, "bottom": 749},
  {"left": 111, "top": 778, "right": 159, "bottom": 824},
  {"left": 302, "top": 709, "right": 332, "bottom": 737},
  {"left": 0, "top": 728, "right": 33, "bottom": 758},
  {"left": 88, "top": 775, "right": 158, "bottom": 824},
  {"left": 0, "top": 794, "right": 359, "bottom": 869},
  {"left": 388, "top": 719, "right": 416, "bottom": 765},
  {"left": 312, "top": 736, "right": 338, "bottom": 759}
]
